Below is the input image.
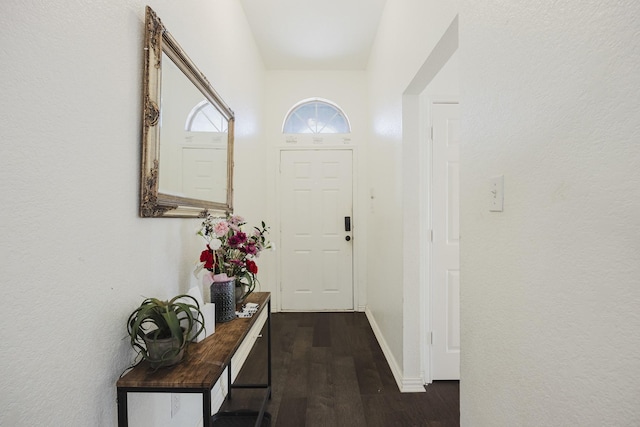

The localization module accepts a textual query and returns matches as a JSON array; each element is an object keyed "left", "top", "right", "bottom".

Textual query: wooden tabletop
[{"left": 117, "top": 292, "right": 270, "bottom": 390}]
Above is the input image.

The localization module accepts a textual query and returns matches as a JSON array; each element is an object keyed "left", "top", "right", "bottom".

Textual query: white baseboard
[
  {"left": 401, "top": 377, "right": 427, "bottom": 392},
  {"left": 364, "top": 307, "right": 425, "bottom": 393}
]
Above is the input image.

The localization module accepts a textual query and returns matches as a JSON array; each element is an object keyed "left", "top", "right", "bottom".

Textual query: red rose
[
  {"left": 200, "top": 249, "right": 215, "bottom": 270},
  {"left": 246, "top": 259, "right": 258, "bottom": 274}
]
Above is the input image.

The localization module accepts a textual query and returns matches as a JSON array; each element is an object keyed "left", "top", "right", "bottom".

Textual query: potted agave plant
[{"left": 127, "top": 294, "right": 205, "bottom": 368}]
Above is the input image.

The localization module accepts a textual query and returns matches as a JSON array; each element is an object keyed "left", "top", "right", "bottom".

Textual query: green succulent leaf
[{"left": 125, "top": 293, "right": 206, "bottom": 367}]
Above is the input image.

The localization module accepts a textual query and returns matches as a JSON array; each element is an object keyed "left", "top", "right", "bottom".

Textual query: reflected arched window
[
  {"left": 185, "top": 100, "right": 228, "bottom": 132},
  {"left": 283, "top": 98, "right": 351, "bottom": 134}
]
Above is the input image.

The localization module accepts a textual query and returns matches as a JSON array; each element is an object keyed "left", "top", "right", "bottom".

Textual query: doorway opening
[{"left": 402, "top": 14, "right": 459, "bottom": 386}]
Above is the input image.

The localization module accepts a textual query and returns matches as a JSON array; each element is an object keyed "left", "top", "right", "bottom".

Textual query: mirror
[{"left": 140, "top": 6, "right": 234, "bottom": 217}]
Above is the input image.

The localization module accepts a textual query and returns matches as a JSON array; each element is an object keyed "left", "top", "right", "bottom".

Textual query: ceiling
[{"left": 238, "top": 0, "right": 387, "bottom": 70}]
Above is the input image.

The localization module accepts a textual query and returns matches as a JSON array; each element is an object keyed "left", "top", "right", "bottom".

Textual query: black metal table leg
[
  {"left": 203, "top": 390, "right": 211, "bottom": 427},
  {"left": 267, "top": 299, "right": 272, "bottom": 398},
  {"left": 117, "top": 389, "right": 128, "bottom": 427},
  {"left": 227, "top": 360, "right": 233, "bottom": 400}
]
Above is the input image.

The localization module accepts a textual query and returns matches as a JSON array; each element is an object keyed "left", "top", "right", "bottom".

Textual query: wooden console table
[{"left": 116, "top": 292, "right": 271, "bottom": 427}]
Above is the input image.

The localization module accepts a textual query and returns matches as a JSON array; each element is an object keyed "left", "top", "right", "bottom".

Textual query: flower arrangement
[{"left": 197, "top": 214, "right": 271, "bottom": 298}]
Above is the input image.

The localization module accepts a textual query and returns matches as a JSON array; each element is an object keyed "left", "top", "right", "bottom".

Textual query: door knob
[{"left": 345, "top": 235, "right": 351, "bottom": 241}]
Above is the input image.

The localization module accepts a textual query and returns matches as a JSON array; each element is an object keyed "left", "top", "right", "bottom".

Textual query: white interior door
[
  {"left": 279, "top": 149, "right": 353, "bottom": 311},
  {"left": 431, "top": 103, "right": 460, "bottom": 380}
]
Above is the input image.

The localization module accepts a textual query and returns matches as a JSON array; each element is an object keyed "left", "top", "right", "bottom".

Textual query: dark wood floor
[{"left": 220, "top": 312, "right": 459, "bottom": 427}]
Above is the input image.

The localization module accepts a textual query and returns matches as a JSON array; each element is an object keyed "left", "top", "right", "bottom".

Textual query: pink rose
[{"left": 213, "top": 221, "right": 229, "bottom": 237}]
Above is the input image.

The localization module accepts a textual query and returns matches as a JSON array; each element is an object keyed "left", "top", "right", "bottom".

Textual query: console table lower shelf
[{"left": 116, "top": 292, "right": 272, "bottom": 427}]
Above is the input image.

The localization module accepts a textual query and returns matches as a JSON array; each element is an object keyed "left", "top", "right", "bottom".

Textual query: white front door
[
  {"left": 279, "top": 149, "right": 354, "bottom": 311},
  {"left": 181, "top": 146, "right": 227, "bottom": 201},
  {"left": 431, "top": 103, "right": 461, "bottom": 380}
]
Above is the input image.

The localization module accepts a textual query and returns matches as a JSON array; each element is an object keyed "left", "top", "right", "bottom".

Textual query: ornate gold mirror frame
[{"left": 140, "top": 6, "right": 234, "bottom": 218}]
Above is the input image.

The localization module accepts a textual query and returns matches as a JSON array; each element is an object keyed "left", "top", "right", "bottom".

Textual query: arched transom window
[
  {"left": 283, "top": 98, "right": 351, "bottom": 134},
  {"left": 185, "top": 100, "right": 228, "bottom": 132}
]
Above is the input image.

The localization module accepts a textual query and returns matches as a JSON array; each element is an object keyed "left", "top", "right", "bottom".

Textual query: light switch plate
[{"left": 489, "top": 175, "right": 504, "bottom": 212}]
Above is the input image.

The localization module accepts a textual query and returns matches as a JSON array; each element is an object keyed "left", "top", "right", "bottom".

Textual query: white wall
[
  {"left": 366, "top": 0, "right": 458, "bottom": 390},
  {"left": 459, "top": 1, "right": 640, "bottom": 425},
  {"left": 263, "top": 70, "right": 369, "bottom": 311},
  {"left": 0, "top": 1, "right": 265, "bottom": 426}
]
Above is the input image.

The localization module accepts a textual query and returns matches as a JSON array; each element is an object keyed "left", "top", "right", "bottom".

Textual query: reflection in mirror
[
  {"left": 140, "top": 6, "right": 234, "bottom": 218},
  {"left": 158, "top": 52, "right": 228, "bottom": 202}
]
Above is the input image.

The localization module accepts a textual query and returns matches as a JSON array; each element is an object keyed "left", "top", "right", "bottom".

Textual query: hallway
[{"left": 221, "top": 312, "right": 460, "bottom": 426}]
